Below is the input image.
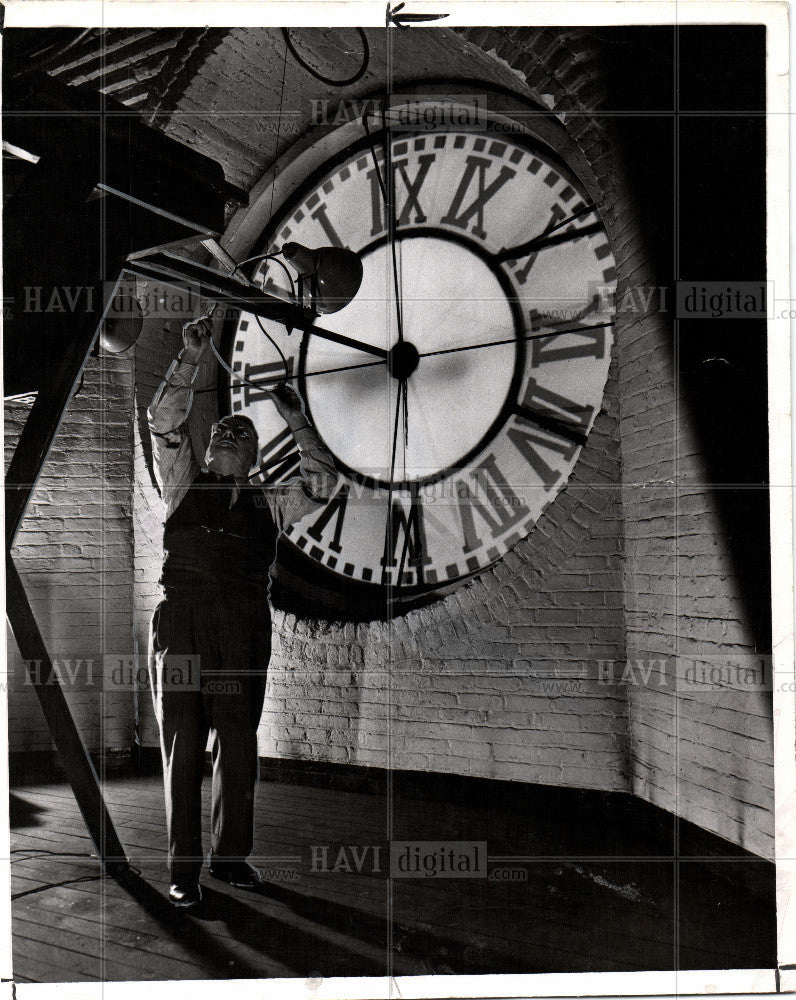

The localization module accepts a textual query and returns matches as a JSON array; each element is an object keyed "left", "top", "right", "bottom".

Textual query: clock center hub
[{"left": 388, "top": 340, "right": 420, "bottom": 381}]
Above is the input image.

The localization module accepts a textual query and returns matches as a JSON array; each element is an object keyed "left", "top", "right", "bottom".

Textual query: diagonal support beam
[
  {"left": 3, "top": 67, "right": 239, "bottom": 880},
  {"left": 6, "top": 560, "right": 128, "bottom": 872},
  {"left": 126, "top": 255, "right": 390, "bottom": 359},
  {"left": 5, "top": 275, "right": 129, "bottom": 873}
]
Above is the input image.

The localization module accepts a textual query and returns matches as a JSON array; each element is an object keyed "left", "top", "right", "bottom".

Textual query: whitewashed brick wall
[{"left": 616, "top": 279, "right": 774, "bottom": 855}]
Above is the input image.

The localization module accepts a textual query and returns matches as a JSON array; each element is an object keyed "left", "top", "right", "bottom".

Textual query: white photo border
[{"left": 0, "top": 3, "right": 791, "bottom": 999}]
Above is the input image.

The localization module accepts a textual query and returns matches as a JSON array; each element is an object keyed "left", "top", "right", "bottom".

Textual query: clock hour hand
[
  {"left": 200, "top": 244, "right": 388, "bottom": 361},
  {"left": 494, "top": 202, "right": 601, "bottom": 263},
  {"left": 303, "top": 319, "right": 390, "bottom": 360},
  {"left": 270, "top": 305, "right": 389, "bottom": 358}
]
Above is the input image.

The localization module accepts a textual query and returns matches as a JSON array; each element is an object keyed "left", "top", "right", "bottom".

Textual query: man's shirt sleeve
[
  {"left": 147, "top": 352, "right": 200, "bottom": 518},
  {"left": 264, "top": 424, "right": 338, "bottom": 533}
]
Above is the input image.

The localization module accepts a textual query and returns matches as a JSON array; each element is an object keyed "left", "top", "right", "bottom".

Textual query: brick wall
[
  {"left": 531, "top": 29, "right": 774, "bottom": 855},
  {"left": 5, "top": 353, "right": 136, "bottom": 755}
]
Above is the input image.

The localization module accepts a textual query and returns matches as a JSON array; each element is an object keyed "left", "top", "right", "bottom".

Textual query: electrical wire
[
  {"left": 10, "top": 849, "right": 97, "bottom": 862},
  {"left": 209, "top": 252, "right": 294, "bottom": 380},
  {"left": 196, "top": 271, "right": 292, "bottom": 382},
  {"left": 12, "top": 875, "right": 106, "bottom": 900},
  {"left": 253, "top": 313, "right": 291, "bottom": 376},
  {"left": 210, "top": 336, "right": 269, "bottom": 393},
  {"left": 231, "top": 252, "right": 296, "bottom": 300}
]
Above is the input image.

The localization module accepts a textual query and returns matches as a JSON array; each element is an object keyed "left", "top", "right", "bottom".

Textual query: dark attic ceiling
[
  {"left": 0, "top": 25, "right": 651, "bottom": 400},
  {"left": 3, "top": 27, "right": 227, "bottom": 113}
]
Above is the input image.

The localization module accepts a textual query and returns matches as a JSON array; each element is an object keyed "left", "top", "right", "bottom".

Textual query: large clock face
[{"left": 224, "top": 121, "right": 616, "bottom": 613}]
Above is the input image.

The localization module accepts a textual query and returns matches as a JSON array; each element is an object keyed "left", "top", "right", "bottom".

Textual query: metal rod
[
  {"left": 126, "top": 256, "right": 391, "bottom": 360},
  {"left": 96, "top": 183, "right": 218, "bottom": 236}
]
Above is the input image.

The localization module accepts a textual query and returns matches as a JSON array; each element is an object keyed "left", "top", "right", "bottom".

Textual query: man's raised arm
[
  {"left": 147, "top": 319, "right": 210, "bottom": 514},
  {"left": 262, "top": 382, "right": 338, "bottom": 532}
]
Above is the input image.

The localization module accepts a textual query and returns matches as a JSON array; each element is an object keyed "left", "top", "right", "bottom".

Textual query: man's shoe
[
  {"left": 209, "top": 860, "right": 262, "bottom": 889},
  {"left": 168, "top": 882, "right": 202, "bottom": 908}
]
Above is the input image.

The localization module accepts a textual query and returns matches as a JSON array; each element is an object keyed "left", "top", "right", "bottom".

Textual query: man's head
[{"left": 205, "top": 414, "right": 259, "bottom": 478}]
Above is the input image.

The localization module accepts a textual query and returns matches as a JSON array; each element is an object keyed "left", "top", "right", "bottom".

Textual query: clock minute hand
[
  {"left": 416, "top": 320, "right": 614, "bottom": 360},
  {"left": 494, "top": 202, "right": 601, "bottom": 263}
]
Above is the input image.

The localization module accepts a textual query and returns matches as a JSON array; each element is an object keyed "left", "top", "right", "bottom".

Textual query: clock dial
[{"left": 224, "top": 124, "right": 615, "bottom": 602}]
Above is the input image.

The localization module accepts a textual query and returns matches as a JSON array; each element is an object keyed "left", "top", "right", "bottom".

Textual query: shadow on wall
[{"left": 603, "top": 27, "right": 771, "bottom": 659}]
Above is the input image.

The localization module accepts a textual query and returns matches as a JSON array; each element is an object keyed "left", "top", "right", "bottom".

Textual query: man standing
[{"left": 147, "top": 317, "right": 337, "bottom": 908}]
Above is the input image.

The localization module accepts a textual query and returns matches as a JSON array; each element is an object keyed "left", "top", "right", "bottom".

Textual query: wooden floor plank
[
  {"left": 13, "top": 931, "right": 104, "bottom": 982},
  {"left": 5, "top": 848, "right": 734, "bottom": 971}
]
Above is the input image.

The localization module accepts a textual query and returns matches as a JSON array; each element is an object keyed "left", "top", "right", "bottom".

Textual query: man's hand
[
  {"left": 268, "top": 381, "right": 305, "bottom": 416},
  {"left": 181, "top": 318, "right": 212, "bottom": 364},
  {"left": 267, "top": 381, "right": 308, "bottom": 426}
]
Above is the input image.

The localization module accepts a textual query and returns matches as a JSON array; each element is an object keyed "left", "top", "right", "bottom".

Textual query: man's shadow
[
  {"left": 113, "top": 868, "right": 390, "bottom": 978},
  {"left": 112, "top": 866, "right": 264, "bottom": 978},
  {"left": 196, "top": 883, "right": 391, "bottom": 977},
  {"left": 9, "top": 792, "right": 48, "bottom": 829},
  {"left": 197, "top": 879, "right": 530, "bottom": 976}
]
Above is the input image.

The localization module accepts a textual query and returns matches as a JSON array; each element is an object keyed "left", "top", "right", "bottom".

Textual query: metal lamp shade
[
  {"left": 100, "top": 285, "right": 144, "bottom": 353},
  {"left": 282, "top": 242, "right": 363, "bottom": 314}
]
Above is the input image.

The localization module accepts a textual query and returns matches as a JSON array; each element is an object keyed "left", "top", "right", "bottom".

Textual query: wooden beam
[
  {"left": 3, "top": 70, "right": 238, "bottom": 877},
  {"left": 5, "top": 561, "right": 128, "bottom": 873}
]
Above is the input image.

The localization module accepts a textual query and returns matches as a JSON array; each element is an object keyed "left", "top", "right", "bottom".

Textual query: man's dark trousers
[{"left": 149, "top": 584, "right": 270, "bottom": 883}]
